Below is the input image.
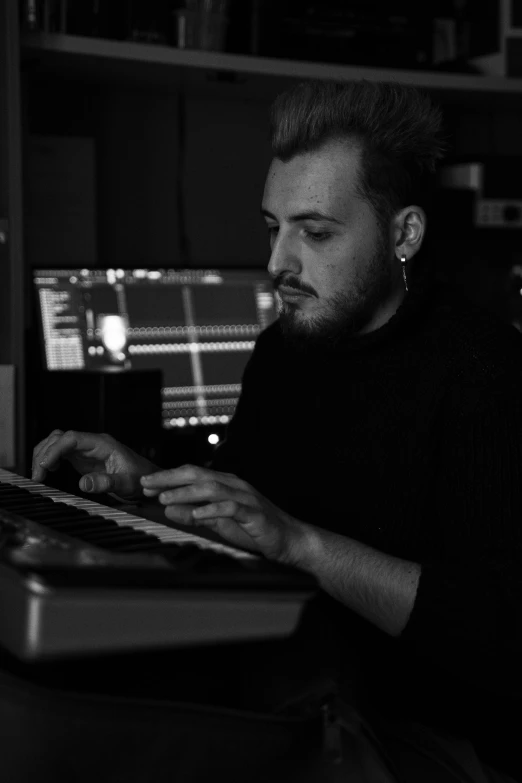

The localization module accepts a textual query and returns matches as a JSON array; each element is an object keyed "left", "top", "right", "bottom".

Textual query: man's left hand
[{"left": 140, "top": 465, "right": 307, "bottom": 564}]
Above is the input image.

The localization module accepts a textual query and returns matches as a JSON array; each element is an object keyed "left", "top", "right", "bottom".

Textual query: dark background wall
[
  {"left": 23, "top": 77, "right": 522, "bottom": 269},
  {"left": 22, "top": 76, "right": 522, "bottom": 334}
]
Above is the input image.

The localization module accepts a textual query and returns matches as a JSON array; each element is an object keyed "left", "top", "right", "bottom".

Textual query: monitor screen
[{"left": 33, "top": 268, "right": 277, "bottom": 430}]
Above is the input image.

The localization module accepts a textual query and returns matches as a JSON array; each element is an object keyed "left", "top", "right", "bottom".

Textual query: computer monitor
[{"left": 33, "top": 268, "right": 277, "bottom": 430}]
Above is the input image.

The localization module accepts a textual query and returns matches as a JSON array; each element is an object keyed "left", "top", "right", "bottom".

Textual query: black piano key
[
  {"left": 107, "top": 535, "right": 162, "bottom": 550},
  {"left": 16, "top": 505, "right": 86, "bottom": 519},
  {"left": 3, "top": 493, "right": 60, "bottom": 503},
  {"left": 61, "top": 519, "right": 148, "bottom": 538},
  {"left": 0, "top": 499, "right": 58, "bottom": 513},
  {"left": 45, "top": 518, "right": 122, "bottom": 534},
  {"left": 79, "top": 532, "right": 159, "bottom": 550},
  {"left": 30, "top": 505, "right": 108, "bottom": 519},
  {"left": 7, "top": 506, "right": 96, "bottom": 524},
  {"left": 117, "top": 532, "right": 184, "bottom": 550},
  {"left": 47, "top": 507, "right": 93, "bottom": 516},
  {"left": 108, "top": 531, "right": 159, "bottom": 547},
  {"left": 27, "top": 516, "right": 96, "bottom": 530},
  {"left": 76, "top": 526, "right": 150, "bottom": 543},
  {"left": 5, "top": 495, "right": 56, "bottom": 504},
  {"left": 44, "top": 519, "right": 121, "bottom": 535},
  {"left": 59, "top": 521, "right": 147, "bottom": 540},
  {"left": 0, "top": 492, "right": 40, "bottom": 507},
  {"left": 50, "top": 528, "right": 155, "bottom": 551},
  {"left": 33, "top": 515, "right": 99, "bottom": 527},
  {"left": 3, "top": 499, "right": 133, "bottom": 534},
  {"left": 32, "top": 508, "right": 156, "bottom": 544}
]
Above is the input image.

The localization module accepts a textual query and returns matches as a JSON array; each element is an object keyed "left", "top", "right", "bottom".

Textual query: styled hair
[{"left": 270, "top": 79, "right": 446, "bottom": 230}]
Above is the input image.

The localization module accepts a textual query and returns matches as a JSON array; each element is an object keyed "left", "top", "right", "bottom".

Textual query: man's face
[{"left": 261, "top": 140, "right": 402, "bottom": 350}]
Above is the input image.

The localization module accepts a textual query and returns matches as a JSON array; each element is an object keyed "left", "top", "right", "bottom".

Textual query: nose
[{"left": 267, "top": 229, "right": 302, "bottom": 281}]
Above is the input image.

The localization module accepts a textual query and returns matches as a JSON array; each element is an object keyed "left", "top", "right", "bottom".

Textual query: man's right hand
[{"left": 31, "top": 430, "right": 160, "bottom": 500}]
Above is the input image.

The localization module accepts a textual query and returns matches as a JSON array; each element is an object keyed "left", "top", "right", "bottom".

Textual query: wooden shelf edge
[{"left": 20, "top": 32, "right": 522, "bottom": 95}]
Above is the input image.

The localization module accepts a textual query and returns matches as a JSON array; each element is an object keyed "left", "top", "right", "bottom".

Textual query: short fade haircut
[{"left": 270, "top": 79, "right": 446, "bottom": 231}]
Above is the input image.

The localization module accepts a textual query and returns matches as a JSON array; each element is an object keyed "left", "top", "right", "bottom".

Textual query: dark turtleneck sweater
[{"left": 211, "top": 271, "right": 522, "bottom": 778}]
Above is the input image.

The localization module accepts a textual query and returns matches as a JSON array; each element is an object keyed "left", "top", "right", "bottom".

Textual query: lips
[{"left": 277, "top": 286, "right": 311, "bottom": 298}]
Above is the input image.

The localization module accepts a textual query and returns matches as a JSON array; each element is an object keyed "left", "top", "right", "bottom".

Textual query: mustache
[{"left": 272, "top": 275, "right": 316, "bottom": 297}]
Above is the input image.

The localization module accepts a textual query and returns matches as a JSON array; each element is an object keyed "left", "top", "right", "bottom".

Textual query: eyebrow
[{"left": 261, "top": 208, "right": 344, "bottom": 225}]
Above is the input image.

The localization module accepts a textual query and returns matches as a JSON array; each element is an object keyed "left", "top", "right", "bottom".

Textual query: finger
[
  {"left": 38, "top": 430, "right": 101, "bottom": 474},
  {"left": 140, "top": 465, "right": 202, "bottom": 490},
  {"left": 192, "top": 502, "right": 261, "bottom": 530},
  {"left": 141, "top": 465, "right": 247, "bottom": 492},
  {"left": 32, "top": 430, "right": 64, "bottom": 481},
  {"left": 32, "top": 429, "right": 63, "bottom": 476},
  {"left": 158, "top": 483, "right": 256, "bottom": 508},
  {"left": 79, "top": 472, "right": 139, "bottom": 496},
  {"left": 163, "top": 503, "right": 200, "bottom": 526},
  {"left": 142, "top": 486, "right": 162, "bottom": 498},
  {"left": 191, "top": 500, "right": 239, "bottom": 519}
]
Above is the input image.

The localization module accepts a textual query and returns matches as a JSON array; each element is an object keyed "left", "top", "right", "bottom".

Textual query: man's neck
[{"left": 358, "top": 285, "right": 407, "bottom": 336}]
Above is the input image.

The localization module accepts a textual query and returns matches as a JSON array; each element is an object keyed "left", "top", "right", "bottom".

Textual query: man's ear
[{"left": 393, "top": 206, "right": 426, "bottom": 261}]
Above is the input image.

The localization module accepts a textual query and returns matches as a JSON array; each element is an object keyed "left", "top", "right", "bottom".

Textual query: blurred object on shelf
[
  {"left": 254, "top": 0, "right": 431, "bottom": 69},
  {"left": 221, "top": 0, "right": 261, "bottom": 55},
  {"left": 253, "top": 0, "right": 501, "bottom": 73},
  {"left": 20, "top": 0, "right": 66, "bottom": 33},
  {"left": 451, "top": 0, "right": 520, "bottom": 77},
  {"left": 20, "top": 1, "right": 167, "bottom": 42},
  {"left": 20, "top": 0, "right": 41, "bottom": 32},
  {"left": 64, "top": 0, "right": 107, "bottom": 37},
  {"left": 174, "top": 0, "right": 230, "bottom": 52},
  {"left": 53, "top": 0, "right": 133, "bottom": 40},
  {"left": 127, "top": 0, "right": 171, "bottom": 44},
  {"left": 431, "top": 0, "right": 500, "bottom": 69}
]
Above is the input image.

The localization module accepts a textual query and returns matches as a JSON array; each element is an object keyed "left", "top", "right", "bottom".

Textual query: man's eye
[{"left": 304, "top": 231, "right": 331, "bottom": 242}]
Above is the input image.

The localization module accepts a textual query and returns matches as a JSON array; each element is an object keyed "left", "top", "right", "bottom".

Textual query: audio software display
[{"left": 34, "top": 268, "right": 277, "bottom": 430}]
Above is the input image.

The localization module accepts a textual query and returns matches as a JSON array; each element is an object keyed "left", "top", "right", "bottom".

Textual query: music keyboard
[{"left": 0, "top": 470, "right": 315, "bottom": 661}]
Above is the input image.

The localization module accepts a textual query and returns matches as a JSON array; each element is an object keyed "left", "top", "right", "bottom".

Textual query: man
[{"left": 33, "top": 80, "right": 522, "bottom": 781}]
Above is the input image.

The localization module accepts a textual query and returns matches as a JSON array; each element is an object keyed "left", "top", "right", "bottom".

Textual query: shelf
[{"left": 21, "top": 33, "right": 522, "bottom": 98}]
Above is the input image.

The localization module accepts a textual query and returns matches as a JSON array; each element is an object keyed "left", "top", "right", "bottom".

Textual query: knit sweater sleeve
[{"left": 400, "top": 365, "right": 522, "bottom": 692}]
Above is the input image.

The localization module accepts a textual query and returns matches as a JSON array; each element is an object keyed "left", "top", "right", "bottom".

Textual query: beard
[{"left": 277, "top": 236, "right": 395, "bottom": 354}]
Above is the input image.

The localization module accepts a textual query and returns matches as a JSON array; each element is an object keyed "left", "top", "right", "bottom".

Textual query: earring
[{"left": 400, "top": 255, "right": 408, "bottom": 292}]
